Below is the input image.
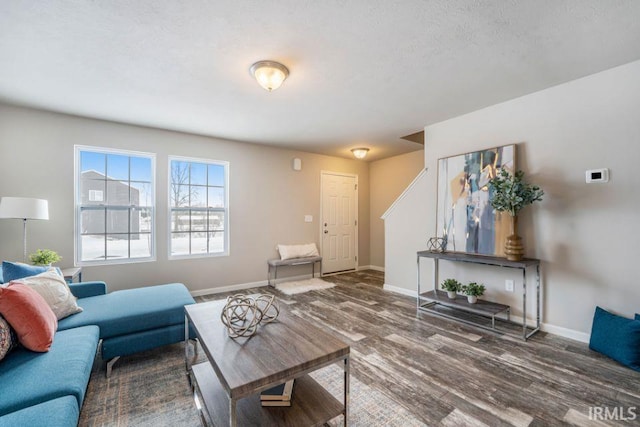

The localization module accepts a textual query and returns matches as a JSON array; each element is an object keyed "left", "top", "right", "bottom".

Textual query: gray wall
[
  {"left": 384, "top": 59, "right": 640, "bottom": 340},
  {"left": 0, "top": 104, "right": 370, "bottom": 293}
]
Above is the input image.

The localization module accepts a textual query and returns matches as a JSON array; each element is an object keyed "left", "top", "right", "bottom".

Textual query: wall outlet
[{"left": 505, "top": 280, "right": 515, "bottom": 292}]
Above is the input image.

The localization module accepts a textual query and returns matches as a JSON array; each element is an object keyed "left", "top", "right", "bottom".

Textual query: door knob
[
  {"left": 324, "top": 230, "right": 328, "bottom": 234},
  {"left": 324, "top": 223, "right": 327, "bottom": 227}
]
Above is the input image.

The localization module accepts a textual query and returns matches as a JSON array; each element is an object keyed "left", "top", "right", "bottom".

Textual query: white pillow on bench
[{"left": 277, "top": 243, "right": 320, "bottom": 261}]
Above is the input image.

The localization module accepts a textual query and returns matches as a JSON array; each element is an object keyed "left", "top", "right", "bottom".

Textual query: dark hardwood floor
[{"left": 199, "top": 270, "right": 640, "bottom": 426}]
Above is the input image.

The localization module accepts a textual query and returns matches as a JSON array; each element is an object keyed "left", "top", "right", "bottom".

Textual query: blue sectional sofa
[{"left": 0, "top": 280, "right": 195, "bottom": 426}]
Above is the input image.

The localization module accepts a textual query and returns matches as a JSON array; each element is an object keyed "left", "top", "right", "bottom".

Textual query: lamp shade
[
  {"left": 250, "top": 61, "right": 289, "bottom": 92},
  {"left": 0, "top": 197, "right": 49, "bottom": 220}
]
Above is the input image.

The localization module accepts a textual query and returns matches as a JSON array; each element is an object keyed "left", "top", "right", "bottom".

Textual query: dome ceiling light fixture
[
  {"left": 351, "top": 148, "right": 370, "bottom": 159},
  {"left": 250, "top": 60, "right": 289, "bottom": 92}
]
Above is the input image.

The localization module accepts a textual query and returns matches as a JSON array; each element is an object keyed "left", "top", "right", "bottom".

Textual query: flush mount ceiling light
[
  {"left": 351, "top": 148, "right": 370, "bottom": 159},
  {"left": 250, "top": 60, "right": 289, "bottom": 92}
]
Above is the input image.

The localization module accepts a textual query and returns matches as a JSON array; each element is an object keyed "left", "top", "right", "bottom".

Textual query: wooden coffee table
[{"left": 184, "top": 298, "right": 350, "bottom": 426}]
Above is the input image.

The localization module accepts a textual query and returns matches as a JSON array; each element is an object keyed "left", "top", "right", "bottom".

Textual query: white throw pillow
[
  {"left": 277, "top": 243, "right": 320, "bottom": 261},
  {"left": 11, "top": 268, "right": 83, "bottom": 320}
]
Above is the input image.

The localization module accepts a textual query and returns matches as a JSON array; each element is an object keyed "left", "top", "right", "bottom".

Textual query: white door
[{"left": 321, "top": 172, "right": 357, "bottom": 274}]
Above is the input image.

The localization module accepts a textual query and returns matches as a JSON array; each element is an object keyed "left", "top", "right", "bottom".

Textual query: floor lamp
[{"left": 0, "top": 197, "right": 49, "bottom": 262}]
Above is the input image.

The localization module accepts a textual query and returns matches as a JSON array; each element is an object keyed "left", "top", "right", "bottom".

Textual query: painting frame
[{"left": 435, "top": 144, "right": 516, "bottom": 256}]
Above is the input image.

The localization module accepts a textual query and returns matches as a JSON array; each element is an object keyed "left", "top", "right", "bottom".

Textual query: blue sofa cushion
[
  {"left": 1, "top": 262, "right": 48, "bottom": 283},
  {"left": 58, "top": 283, "right": 194, "bottom": 339},
  {"left": 0, "top": 395, "right": 79, "bottom": 427},
  {"left": 0, "top": 325, "right": 99, "bottom": 416},
  {"left": 589, "top": 306, "right": 640, "bottom": 371}
]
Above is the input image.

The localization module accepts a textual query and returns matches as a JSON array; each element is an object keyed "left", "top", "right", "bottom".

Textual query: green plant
[
  {"left": 29, "top": 249, "right": 61, "bottom": 266},
  {"left": 462, "top": 282, "right": 486, "bottom": 297},
  {"left": 441, "top": 278, "right": 462, "bottom": 292},
  {"left": 489, "top": 169, "right": 544, "bottom": 216}
]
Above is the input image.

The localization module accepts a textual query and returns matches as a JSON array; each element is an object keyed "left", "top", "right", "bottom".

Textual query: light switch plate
[{"left": 304, "top": 215, "right": 313, "bottom": 223}]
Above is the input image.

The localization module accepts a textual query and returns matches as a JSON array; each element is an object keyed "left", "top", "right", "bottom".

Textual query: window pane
[
  {"left": 170, "top": 160, "right": 189, "bottom": 185},
  {"left": 170, "top": 184, "right": 190, "bottom": 208},
  {"left": 106, "top": 154, "right": 129, "bottom": 181},
  {"left": 209, "top": 212, "right": 224, "bottom": 231},
  {"left": 81, "top": 208, "right": 105, "bottom": 234},
  {"left": 190, "top": 162, "right": 207, "bottom": 185},
  {"left": 171, "top": 233, "right": 189, "bottom": 256},
  {"left": 131, "top": 182, "right": 152, "bottom": 207},
  {"left": 191, "top": 211, "right": 207, "bottom": 231},
  {"left": 81, "top": 235, "right": 105, "bottom": 261},
  {"left": 106, "top": 179, "right": 130, "bottom": 205},
  {"left": 191, "top": 232, "right": 207, "bottom": 255},
  {"left": 208, "top": 164, "right": 225, "bottom": 186},
  {"left": 80, "top": 174, "right": 105, "bottom": 205},
  {"left": 137, "top": 208, "right": 152, "bottom": 232},
  {"left": 208, "top": 187, "right": 225, "bottom": 208},
  {"left": 80, "top": 151, "right": 105, "bottom": 175},
  {"left": 171, "top": 210, "right": 190, "bottom": 232},
  {"left": 130, "top": 156, "right": 152, "bottom": 182},
  {"left": 106, "top": 234, "right": 129, "bottom": 259},
  {"left": 209, "top": 231, "right": 225, "bottom": 253},
  {"left": 191, "top": 186, "right": 207, "bottom": 207},
  {"left": 130, "top": 233, "right": 152, "bottom": 258},
  {"left": 106, "top": 209, "right": 129, "bottom": 234}
]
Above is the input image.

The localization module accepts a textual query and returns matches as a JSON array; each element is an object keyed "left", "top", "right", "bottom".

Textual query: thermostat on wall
[{"left": 585, "top": 168, "right": 609, "bottom": 183}]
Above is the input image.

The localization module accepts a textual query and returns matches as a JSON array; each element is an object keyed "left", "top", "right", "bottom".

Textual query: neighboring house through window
[
  {"left": 75, "top": 146, "right": 155, "bottom": 265},
  {"left": 169, "top": 156, "right": 228, "bottom": 258}
]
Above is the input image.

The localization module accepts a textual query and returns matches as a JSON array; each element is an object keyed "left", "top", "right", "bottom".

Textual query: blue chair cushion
[
  {"left": 1, "top": 261, "right": 48, "bottom": 282},
  {"left": 0, "top": 395, "right": 79, "bottom": 427},
  {"left": 589, "top": 306, "right": 640, "bottom": 371},
  {"left": 57, "top": 283, "right": 194, "bottom": 339},
  {"left": 0, "top": 325, "right": 99, "bottom": 416}
]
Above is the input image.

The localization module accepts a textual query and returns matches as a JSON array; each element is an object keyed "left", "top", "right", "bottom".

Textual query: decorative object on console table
[
  {"left": 461, "top": 282, "right": 486, "bottom": 304},
  {"left": 489, "top": 169, "right": 544, "bottom": 261},
  {"left": 436, "top": 144, "right": 515, "bottom": 257},
  {"left": 0, "top": 197, "right": 49, "bottom": 262},
  {"left": 29, "top": 249, "right": 61, "bottom": 266},
  {"left": 440, "top": 278, "right": 462, "bottom": 299},
  {"left": 427, "top": 237, "right": 447, "bottom": 253}
]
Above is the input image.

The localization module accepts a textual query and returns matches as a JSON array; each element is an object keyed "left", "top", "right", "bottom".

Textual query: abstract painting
[{"left": 436, "top": 144, "right": 515, "bottom": 256}]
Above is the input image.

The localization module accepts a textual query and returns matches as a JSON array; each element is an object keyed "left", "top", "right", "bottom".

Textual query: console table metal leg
[
  {"left": 344, "top": 356, "right": 350, "bottom": 427},
  {"left": 185, "top": 315, "right": 191, "bottom": 372},
  {"left": 522, "top": 267, "right": 527, "bottom": 339},
  {"left": 536, "top": 264, "right": 541, "bottom": 330}
]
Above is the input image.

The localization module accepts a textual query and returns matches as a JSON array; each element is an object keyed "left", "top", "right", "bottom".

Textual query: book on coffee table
[{"left": 260, "top": 379, "right": 294, "bottom": 401}]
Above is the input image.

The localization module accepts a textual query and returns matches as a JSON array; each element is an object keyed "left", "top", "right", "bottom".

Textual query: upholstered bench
[
  {"left": 267, "top": 256, "right": 323, "bottom": 286},
  {"left": 58, "top": 283, "right": 196, "bottom": 376}
]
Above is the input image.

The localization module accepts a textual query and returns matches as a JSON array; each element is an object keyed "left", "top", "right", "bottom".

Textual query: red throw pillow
[{"left": 0, "top": 283, "right": 58, "bottom": 352}]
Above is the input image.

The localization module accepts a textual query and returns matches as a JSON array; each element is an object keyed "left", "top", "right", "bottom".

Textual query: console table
[{"left": 417, "top": 251, "right": 541, "bottom": 340}]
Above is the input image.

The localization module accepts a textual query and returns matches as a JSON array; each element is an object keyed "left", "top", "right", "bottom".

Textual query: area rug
[{"left": 275, "top": 277, "right": 336, "bottom": 295}]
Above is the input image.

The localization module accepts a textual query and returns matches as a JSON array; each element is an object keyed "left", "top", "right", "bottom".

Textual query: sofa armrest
[{"left": 68, "top": 281, "right": 107, "bottom": 298}]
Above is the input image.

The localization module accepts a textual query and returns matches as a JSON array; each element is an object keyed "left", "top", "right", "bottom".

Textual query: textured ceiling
[{"left": 1, "top": 1, "right": 640, "bottom": 161}]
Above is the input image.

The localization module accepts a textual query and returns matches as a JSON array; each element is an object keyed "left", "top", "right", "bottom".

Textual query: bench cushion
[
  {"left": 0, "top": 396, "right": 79, "bottom": 427},
  {"left": 268, "top": 256, "right": 322, "bottom": 267},
  {"left": 0, "top": 325, "right": 99, "bottom": 416},
  {"left": 57, "top": 283, "right": 194, "bottom": 339}
]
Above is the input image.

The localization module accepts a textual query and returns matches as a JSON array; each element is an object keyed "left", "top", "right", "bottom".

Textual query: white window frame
[
  {"left": 74, "top": 145, "right": 156, "bottom": 266},
  {"left": 168, "top": 155, "right": 229, "bottom": 259}
]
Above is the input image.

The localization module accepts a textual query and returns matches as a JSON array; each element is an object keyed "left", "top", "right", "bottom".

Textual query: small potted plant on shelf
[
  {"left": 461, "top": 282, "right": 486, "bottom": 304},
  {"left": 29, "top": 249, "right": 61, "bottom": 266},
  {"left": 441, "top": 278, "right": 462, "bottom": 299}
]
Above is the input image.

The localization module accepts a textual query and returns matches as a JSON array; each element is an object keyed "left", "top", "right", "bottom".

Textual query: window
[
  {"left": 169, "top": 157, "right": 229, "bottom": 258},
  {"left": 75, "top": 146, "right": 155, "bottom": 265}
]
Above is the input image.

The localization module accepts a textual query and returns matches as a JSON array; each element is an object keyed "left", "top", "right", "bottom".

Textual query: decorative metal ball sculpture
[
  {"left": 427, "top": 237, "right": 447, "bottom": 253},
  {"left": 220, "top": 294, "right": 280, "bottom": 338}
]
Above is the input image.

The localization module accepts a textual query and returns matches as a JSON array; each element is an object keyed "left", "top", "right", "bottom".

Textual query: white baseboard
[
  {"left": 381, "top": 284, "right": 589, "bottom": 343},
  {"left": 358, "top": 265, "right": 385, "bottom": 272},
  {"left": 383, "top": 283, "right": 416, "bottom": 297},
  {"left": 190, "top": 280, "right": 268, "bottom": 297}
]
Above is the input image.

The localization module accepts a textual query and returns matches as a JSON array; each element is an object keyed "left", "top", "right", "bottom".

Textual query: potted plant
[
  {"left": 489, "top": 169, "right": 544, "bottom": 261},
  {"left": 441, "top": 278, "right": 461, "bottom": 299},
  {"left": 461, "top": 282, "right": 486, "bottom": 304},
  {"left": 29, "top": 249, "right": 61, "bottom": 266}
]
